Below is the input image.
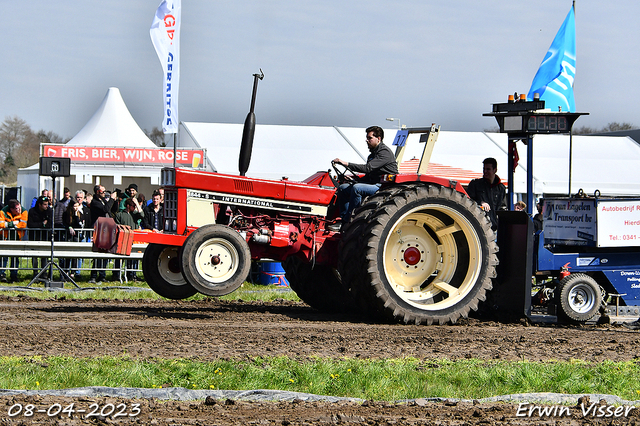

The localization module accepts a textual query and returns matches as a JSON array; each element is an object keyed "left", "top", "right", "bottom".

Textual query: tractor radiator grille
[
  {"left": 233, "top": 179, "right": 254, "bottom": 193},
  {"left": 163, "top": 190, "right": 178, "bottom": 232}
]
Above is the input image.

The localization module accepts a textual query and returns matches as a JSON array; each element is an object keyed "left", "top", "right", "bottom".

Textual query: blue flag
[{"left": 527, "top": 6, "right": 576, "bottom": 112}]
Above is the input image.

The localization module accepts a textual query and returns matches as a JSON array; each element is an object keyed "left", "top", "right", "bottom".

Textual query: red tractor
[{"left": 135, "top": 121, "right": 498, "bottom": 326}]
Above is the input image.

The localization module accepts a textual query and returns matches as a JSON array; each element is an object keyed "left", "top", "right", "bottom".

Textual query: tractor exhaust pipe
[{"left": 239, "top": 69, "right": 264, "bottom": 176}]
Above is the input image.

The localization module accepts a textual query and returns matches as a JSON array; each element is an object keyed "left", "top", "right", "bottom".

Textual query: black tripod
[{"left": 28, "top": 175, "right": 79, "bottom": 289}]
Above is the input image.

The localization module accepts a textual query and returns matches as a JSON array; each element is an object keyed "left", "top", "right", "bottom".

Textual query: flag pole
[
  {"left": 568, "top": 0, "right": 575, "bottom": 196},
  {"left": 568, "top": 130, "right": 573, "bottom": 196}
]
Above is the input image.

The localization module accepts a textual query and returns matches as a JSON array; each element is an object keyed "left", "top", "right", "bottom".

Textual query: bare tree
[
  {"left": 144, "top": 127, "right": 167, "bottom": 147},
  {"left": 573, "top": 122, "right": 637, "bottom": 135},
  {"left": 36, "top": 130, "right": 66, "bottom": 144},
  {"left": 0, "top": 116, "right": 32, "bottom": 163},
  {"left": 0, "top": 117, "right": 54, "bottom": 184},
  {"left": 602, "top": 122, "right": 636, "bottom": 132}
]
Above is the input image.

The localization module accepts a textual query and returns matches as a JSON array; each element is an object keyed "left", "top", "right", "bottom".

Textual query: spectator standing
[
  {"left": 27, "top": 196, "right": 53, "bottom": 279},
  {"left": 89, "top": 185, "right": 117, "bottom": 283},
  {"left": 514, "top": 201, "right": 526, "bottom": 211},
  {"left": 533, "top": 200, "right": 544, "bottom": 233},
  {"left": 143, "top": 191, "right": 163, "bottom": 231},
  {"left": 119, "top": 184, "right": 138, "bottom": 211},
  {"left": 134, "top": 194, "right": 145, "bottom": 228},
  {"left": 54, "top": 187, "right": 72, "bottom": 231},
  {"left": 63, "top": 199, "right": 91, "bottom": 280},
  {"left": 0, "top": 200, "right": 27, "bottom": 282},
  {"left": 75, "top": 190, "right": 90, "bottom": 213},
  {"left": 31, "top": 189, "right": 51, "bottom": 209},
  {"left": 114, "top": 198, "right": 144, "bottom": 282}
]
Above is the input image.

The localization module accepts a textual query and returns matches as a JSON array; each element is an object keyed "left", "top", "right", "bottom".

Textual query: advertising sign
[
  {"left": 543, "top": 198, "right": 596, "bottom": 246},
  {"left": 596, "top": 199, "right": 640, "bottom": 248},
  {"left": 42, "top": 144, "right": 204, "bottom": 168}
]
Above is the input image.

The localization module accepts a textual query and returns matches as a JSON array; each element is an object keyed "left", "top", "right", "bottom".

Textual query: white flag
[{"left": 150, "top": 0, "right": 181, "bottom": 134}]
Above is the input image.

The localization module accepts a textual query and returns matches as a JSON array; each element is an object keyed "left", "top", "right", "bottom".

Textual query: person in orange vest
[{"left": 0, "top": 199, "right": 28, "bottom": 282}]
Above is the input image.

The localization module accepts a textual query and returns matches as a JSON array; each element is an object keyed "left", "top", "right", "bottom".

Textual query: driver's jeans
[{"left": 337, "top": 183, "right": 381, "bottom": 222}]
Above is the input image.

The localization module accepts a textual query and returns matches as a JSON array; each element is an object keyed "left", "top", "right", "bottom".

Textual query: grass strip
[
  {"left": 0, "top": 281, "right": 299, "bottom": 303},
  {"left": 3, "top": 356, "right": 640, "bottom": 402}
]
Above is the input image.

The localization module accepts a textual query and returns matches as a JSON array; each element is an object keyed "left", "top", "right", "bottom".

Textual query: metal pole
[
  {"left": 527, "top": 137, "right": 534, "bottom": 215},
  {"left": 173, "top": 133, "right": 177, "bottom": 169},
  {"left": 507, "top": 140, "right": 514, "bottom": 211},
  {"left": 49, "top": 177, "right": 55, "bottom": 282},
  {"left": 569, "top": 0, "right": 576, "bottom": 196},
  {"left": 568, "top": 130, "right": 573, "bottom": 196}
]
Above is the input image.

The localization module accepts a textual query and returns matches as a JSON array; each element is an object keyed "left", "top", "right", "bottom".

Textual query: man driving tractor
[{"left": 332, "top": 125, "right": 398, "bottom": 225}]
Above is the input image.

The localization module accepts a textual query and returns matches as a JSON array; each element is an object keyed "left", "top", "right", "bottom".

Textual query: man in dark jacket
[
  {"left": 333, "top": 126, "right": 398, "bottom": 223},
  {"left": 466, "top": 157, "right": 507, "bottom": 230},
  {"left": 27, "top": 196, "right": 53, "bottom": 278},
  {"left": 114, "top": 198, "right": 143, "bottom": 282},
  {"left": 142, "top": 191, "right": 163, "bottom": 231},
  {"left": 89, "top": 185, "right": 117, "bottom": 283}
]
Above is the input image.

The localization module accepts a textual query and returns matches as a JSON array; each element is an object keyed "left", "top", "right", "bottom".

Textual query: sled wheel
[
  {"left": 352, "top": 184, "right": 497, "bottom": 325},
  {"left": 282, "top": 256, "right": 353, "bottom": 313},
  {"left": 142, "top": 243, "right": 197, "bottom": 300},
  {"left": 181, "top": 224, "right": 251, "bottom": 296},
  {"left": 556, "top": 273, "right": 602, "bottom": 323}
]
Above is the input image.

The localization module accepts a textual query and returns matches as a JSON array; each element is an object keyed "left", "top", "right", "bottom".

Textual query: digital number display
[{"left": 526, "top": 115, "right": 569, "bottom": 133}]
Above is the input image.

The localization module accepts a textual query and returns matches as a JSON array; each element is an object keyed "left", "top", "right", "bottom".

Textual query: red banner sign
[{"left": 42, "top": 144, "right": 204, "bottom": 168}]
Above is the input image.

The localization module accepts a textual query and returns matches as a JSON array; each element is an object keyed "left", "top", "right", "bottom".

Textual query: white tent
[
  {"left": 512, "top": 134, "right": 640, "bottom": 196},
  {"left": 66, "top": 87, "right": 157, "bottom": 149},
  {"left": 18, "top": 87, "right": 163, "bottom": 205},
  {"left": 180, "top": 123, "right": 368, "bottom": 181}
]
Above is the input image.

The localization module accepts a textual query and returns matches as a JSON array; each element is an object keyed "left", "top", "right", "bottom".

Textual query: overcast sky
[{"left": 4, "top": 1, "right": 639, "bottom": 140}]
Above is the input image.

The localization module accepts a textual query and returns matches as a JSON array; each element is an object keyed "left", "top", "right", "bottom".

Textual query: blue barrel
[{"left": 257, "top": 262, "right": 289, "bottom": 286}]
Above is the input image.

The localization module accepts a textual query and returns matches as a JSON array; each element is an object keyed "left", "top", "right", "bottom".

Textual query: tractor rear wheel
[
  {"left": 556, "top": 273, "right": 602, "bottom": 323},
  {"left": 282, "top": 256, "right": 353, "bottom": 313},
  {"left": 143, "top": 243, "right": 198, "bottom": 300},
  {"left": 181, "top": 224, "right": 251, "bottom": 296},
  {"left": 343, "top": 184, "right": 498, "bottom": 325}
]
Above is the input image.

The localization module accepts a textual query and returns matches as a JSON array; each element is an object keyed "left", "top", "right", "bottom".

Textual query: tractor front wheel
[
  {"left": 142, "top": 243, "right": 197, "bottom": 300},
  {"left": 181, "top": 225, "right": 251, "bottom": 296}
]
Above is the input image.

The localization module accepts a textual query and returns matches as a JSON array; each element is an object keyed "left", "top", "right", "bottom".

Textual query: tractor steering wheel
[{"left": 331, "top": 161, "right": 358, "bottom": 187}]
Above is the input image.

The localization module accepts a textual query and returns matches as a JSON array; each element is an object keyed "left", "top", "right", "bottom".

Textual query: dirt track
[{"left": 1, "top": 295, "right": 639, "bottom": 425}]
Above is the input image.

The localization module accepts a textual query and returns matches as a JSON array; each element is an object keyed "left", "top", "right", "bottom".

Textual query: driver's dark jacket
[
  {"left": 348, "top": 142, "right": 398, "bottom": 184},
  {"left": 466, "top": 175, "right": 506, "bottom": 230}
]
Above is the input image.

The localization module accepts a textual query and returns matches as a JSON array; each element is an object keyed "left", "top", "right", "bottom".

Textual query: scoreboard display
[
  {"left": 526, "top": 114, "right": 570, "bottom": 133},
  {"left": 499, "top": 113, "right": 580, "bottom": 135},
  {"left": 484, "top": 99, "right": 588, "bottom": 137}
]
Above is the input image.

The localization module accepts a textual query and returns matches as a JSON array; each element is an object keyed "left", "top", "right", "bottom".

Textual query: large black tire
[
  {"left": 282, "top": 256, "right": 354, "bottom": 313},
  {"left": 181, "top": 224, "right": 251, "bottom": 296},
  {"left": 556, "top": 273, "right": 603, "bottom": 323},
  {"left": 142, "top": 243, "right": 198, "bottom": 300},
  {"left": 338, "top": 185, "right": 414, "bottom": 313},
  {"left": 341, "top": 184, "right": 498, "bottom": 325}
]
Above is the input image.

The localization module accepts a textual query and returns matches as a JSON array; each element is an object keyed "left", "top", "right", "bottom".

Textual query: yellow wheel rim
[{"left": 383, "top": 204, "right": 482, "bottom": 311}]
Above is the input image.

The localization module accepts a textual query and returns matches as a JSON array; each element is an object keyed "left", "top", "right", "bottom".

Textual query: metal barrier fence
[{"left": 0, "top": 227, "right": 146, "bottom": 282}]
